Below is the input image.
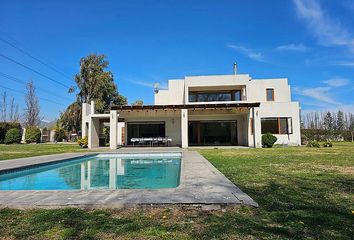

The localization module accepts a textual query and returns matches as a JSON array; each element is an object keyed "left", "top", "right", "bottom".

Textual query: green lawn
[
  {"left": 0, "top": 143, "right": 353, "bottom": 239},
  {"left": 0, "top": 143, "right": 89, "bottom": 161}
]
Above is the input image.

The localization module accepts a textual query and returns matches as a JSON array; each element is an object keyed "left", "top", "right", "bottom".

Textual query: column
[
  {"left": 110, "top": 110, "right": 118, "bottom": 150},
  {"left": 181, "top": 109, "right": 188, "bottom": 148},
  {"left": 252, "top": 107, "right": 262, "bottom": 148},
  {"left": 88, "top": 117, "right": 99, "bottom": 149}
]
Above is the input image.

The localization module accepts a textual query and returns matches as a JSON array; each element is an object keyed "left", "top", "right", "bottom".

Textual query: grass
[
  {"left": 0, "top": 142, "right": 353, "bottom": 239},
  {"left": 0, "top": 143, "right": 89, "bottom": 161}
]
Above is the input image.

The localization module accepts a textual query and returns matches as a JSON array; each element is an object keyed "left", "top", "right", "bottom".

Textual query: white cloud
[
  {"left": 293, "top": 0, "right": 354, "bottom": 51},
  {"left": 294, "top": 86, "right": 339, "bottom": 105},
  {"left": 322, "top": 78, "right": 350, "bottom": 87},
  {"left": 276, "top": 43, "right": 309, "bottom": 51},
  {"left": 126, "top": 79, "right": 168, "bottom": 89},
  {"left": 227, "top": 44, "right": 265, "bottom": 62},
  {"left": 331, "top": 61, "right": 354, "bottom": 67}
]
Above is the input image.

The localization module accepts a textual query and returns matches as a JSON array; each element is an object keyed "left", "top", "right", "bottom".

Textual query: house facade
[{"left": 82, "top": 74, "right": 301, "bottom": 149}]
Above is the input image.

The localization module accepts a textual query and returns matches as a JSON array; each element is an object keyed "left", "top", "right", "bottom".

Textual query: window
[
  {"left": 261, "top": 117, "right": 292, "bottom": 134},
  {"left": 127, "top": 122, "right": 165, "bottom": 145},
  {"left": 189, "top": 90, "right": 242, "bottom": 102},
  {"left": 266, "top": 88, "right": 274, "bottom": 101},
  {"left": 234, "top": 90, "right": 242, "bottom": 101}
]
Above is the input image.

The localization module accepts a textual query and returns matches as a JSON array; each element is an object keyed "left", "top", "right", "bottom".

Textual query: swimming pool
[{"left": 0, "top": 153, "right": 181, "bottom": 190}]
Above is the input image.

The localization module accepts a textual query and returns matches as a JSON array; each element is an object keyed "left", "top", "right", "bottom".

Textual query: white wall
[
  {"left": 154, "top": 79, "right": 185, "bottom": 105},
  {"left": 257, "top": 102, "right": 301, "bottom": 146},
  {"left": 248, "top": 78, "right": 291, "bottom": 102}
]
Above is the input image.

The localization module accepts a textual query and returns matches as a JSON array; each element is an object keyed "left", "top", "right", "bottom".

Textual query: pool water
[{"left": 0, "top": 153, "right": 181, "bottom": 190}]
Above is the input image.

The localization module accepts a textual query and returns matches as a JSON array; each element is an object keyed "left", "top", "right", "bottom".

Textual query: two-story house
[{"left": 82, "top": 73, "right": 301, "bottom": 149}]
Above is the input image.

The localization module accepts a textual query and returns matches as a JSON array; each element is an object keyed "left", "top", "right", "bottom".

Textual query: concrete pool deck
[{"left": 0, "top": 149, "right": 258, "bottom": 208}]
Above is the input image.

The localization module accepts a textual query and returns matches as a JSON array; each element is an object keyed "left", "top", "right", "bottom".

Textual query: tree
[
  {"left": 24, "top": 80, "right": 40, "bottom": 126},
  {"left": 69, "top": 54, "right": 127, "bottom": 113},
  {"left": 132, "top": 99, "right": 144, "bottom": 106},
  {"left": 335, "top": 110, "right": 344, "bottom": 131},
  {"left": 0, "top": 91, "right": 6, "bottom": 121},
  {"left": 59, "top": 102, "right": 81, "bottom": 133},
  {"left": 323, "top": 112, "right": 333, "bottom": 131},
  {"left": 0, "top": 91, "right": 20, "bottom": 123},
  {"left": 61, "top": 54, "right": 127, "bottom": 133},
  {"left": 9, "top": 97, "right": 19, "bottom": 122}
]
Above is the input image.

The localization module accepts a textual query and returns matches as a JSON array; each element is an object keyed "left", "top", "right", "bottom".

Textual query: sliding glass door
[
  {"left": 127, "top": 122, "right": 165, "bottom": 145},
  {"left": 188, "top": 120, "right": 237, "bottom": 146}
]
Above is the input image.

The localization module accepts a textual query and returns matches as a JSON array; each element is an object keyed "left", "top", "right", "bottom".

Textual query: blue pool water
[{"left": 0, "top": 153, "right": 181, "bottom": 190}]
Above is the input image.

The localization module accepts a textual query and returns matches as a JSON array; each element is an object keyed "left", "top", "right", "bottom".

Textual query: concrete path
[{"left": 0, "top": 149, "right": 258, "bottom": 208}]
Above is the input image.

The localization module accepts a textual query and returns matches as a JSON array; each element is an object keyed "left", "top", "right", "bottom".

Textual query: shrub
[
  {"left": 54, "top": 129, "right": 67, "bottom": 142},
  {"left": 262, "top": 133, "right": 277, "bottom": 148},
  {"left": 4, "top": 128, "right": 21, "bottom": 144},
  {"left": 323, "top": 141, "right": 333, "bottom": 147},
  {"left": 78, "top": 136, "right": 88, "bottom": 148},
  {"left": 0, "top": 122, "right": 21, "bottom": 143},
  {"left": 301, "top": 134, "right": 309, "bottom": 145},
  {"left": 306, "top": 140, "right": 320, "bottom": 148},
  {"left": 25, "top": 126, "right": 41, "bottom": 143}
]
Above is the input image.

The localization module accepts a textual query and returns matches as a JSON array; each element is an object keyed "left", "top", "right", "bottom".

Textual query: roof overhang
[{"left": 110, "top": 103, "right": 260, "bottom": 111}]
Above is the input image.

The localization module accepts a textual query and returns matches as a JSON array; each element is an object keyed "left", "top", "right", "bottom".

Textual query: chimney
[{"left": 233, "top": 63, "right": 238, "bottom": 75}]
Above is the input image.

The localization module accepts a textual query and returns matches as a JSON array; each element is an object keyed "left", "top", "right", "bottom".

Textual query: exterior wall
[
  {"left": 258, "top": 102, "right": 301, "bottom": 146},
  {"left": 154, "top": 74, "right": 300, "bottom": 147},
  {"left": 154, "top": 80, "right": 185, "bottom": 105},
  {"left": 247, "top": 78, "right": 291, "bottom": 102},
  {"left": 84, "top": 74, "right": 300, "bottom": 149}
]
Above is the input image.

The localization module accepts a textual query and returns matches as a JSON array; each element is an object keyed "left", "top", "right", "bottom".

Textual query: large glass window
[
  {"left": 189, "top": 90, "right": 242, "bottom": 102},
  {"left": 234, "top": 90, "right": 242, "bottom": 101},
  {"left": 261, "top": 117, "right": 292, "bottom": 134},
  {"left": 188, "top": 121, "right": 237, "bottom": 145},
  {"left": 127, "top": 122, "right": 165, "bottom": 144}
]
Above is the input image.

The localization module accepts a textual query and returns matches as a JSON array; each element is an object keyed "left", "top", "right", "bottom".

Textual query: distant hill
[{"left": 38, "top": 119, "right": 57, "bottom": 129}]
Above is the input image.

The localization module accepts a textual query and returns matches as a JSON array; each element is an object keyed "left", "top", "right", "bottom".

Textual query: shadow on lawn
[{"left": 195, "top": 174, "right": 353, "bottom": 239}]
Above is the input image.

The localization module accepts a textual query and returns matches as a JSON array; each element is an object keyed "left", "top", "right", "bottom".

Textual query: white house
[{"left": 82, "top": 73, "right": 301, "bottom": 149}]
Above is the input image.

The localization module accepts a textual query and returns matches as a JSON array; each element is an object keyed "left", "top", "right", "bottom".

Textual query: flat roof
[{"left": 110, "top": 102, "right": 260, "bottom": 111}]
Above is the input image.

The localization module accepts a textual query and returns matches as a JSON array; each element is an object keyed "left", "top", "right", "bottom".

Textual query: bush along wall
[
  {"left": 4, "top": 128, "right": 22, "bottom": 144},
  {"left": 0, "top": 122, "right": 21, "bottom": 143},
  {"left": 25, "top": 126, "right": 41, "bottom": 143},
  {"left": 262, "top": 133, "right": 278, "bottom": 148}
]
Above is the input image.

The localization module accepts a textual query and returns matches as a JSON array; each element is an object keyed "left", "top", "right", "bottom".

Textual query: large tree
[
  {"left": 61, "top": 54, "right": 127, "bottom": 132},
  {"left": 24, "top": 80, "right": 40, "bottom": 126},
  {"left": 59, "top": 102, "right": 81, "bottom": 133},
  {"left": 69, "top": 54, "right": 127, "bottom": 113}
]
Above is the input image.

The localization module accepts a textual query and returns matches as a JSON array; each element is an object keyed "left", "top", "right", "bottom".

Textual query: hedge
[
  {"left": 25, "top": 126, "right": 41, "bottom": 143},
  {"left": 4, "top": 128, "right": 22, "bottom": 144},
  {"left": 0, "top": 122, "right": 21, "bottom": 143},
  {"left": 301, "top": 129, "right": 353, "bottom": 141}
]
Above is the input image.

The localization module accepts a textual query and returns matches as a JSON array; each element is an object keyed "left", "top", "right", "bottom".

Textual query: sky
[{"left": 0, "top": 0, "right": 353, "bottom": 121}]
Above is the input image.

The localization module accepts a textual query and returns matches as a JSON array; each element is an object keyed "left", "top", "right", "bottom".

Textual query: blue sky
[{"left": 0, "top": 0, "right": 353, "bottom": 121}]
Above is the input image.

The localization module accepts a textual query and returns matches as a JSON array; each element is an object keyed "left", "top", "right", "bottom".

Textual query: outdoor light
[{"left": 153, "top": 82, "right": 159, "bottom": 93}]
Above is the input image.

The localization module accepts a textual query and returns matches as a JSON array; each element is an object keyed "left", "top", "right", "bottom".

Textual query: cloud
[
  {"left": 276, "top": 43, "right": 309, "bottom": 52},
  {"left": 227, "top": 44, "right": 265, "bottom": 62},
  {"left": 294, "top": 86, "right": 339, "bottom": 105},
  {"left": 293, "top": 0, "right": 354, "bottom": 51},
  {"left": 126, "top": 79, "right": 168, "bottom": 89},
  {"left": 322, "top": 78, "right": 350, "bottom": 87},
  {"left": 331, "top": 61, "right": 354, "bottom": 67}
]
